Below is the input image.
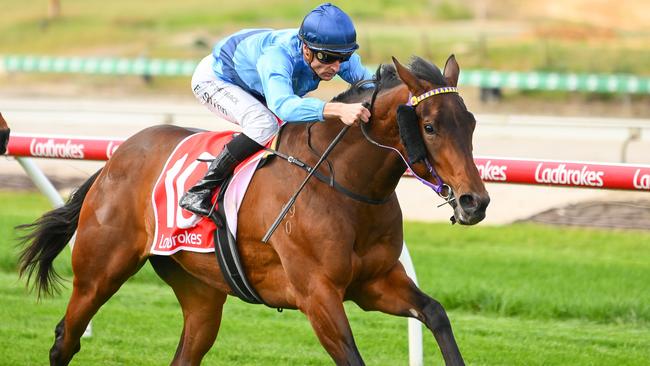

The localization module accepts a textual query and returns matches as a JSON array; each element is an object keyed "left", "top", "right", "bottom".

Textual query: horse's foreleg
[
  {"left": 297, "top": 277, "right": 364, "bottom": 366},
  {"left": 150, "top": 256, "right": 227, "bottom": 366},
  {"left": 351, "top": 264, "right": 465, "bottom": 366}
]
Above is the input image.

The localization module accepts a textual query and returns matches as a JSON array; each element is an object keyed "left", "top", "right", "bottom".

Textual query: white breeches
[{"left": 191, "top": 55, "right": 280, "bottom": 145}]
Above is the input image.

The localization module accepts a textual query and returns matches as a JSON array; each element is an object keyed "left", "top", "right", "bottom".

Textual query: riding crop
[{"left": 261, "top": 124, "right": 351, "bottom": 243}]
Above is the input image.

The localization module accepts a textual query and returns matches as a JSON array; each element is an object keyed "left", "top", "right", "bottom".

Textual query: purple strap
[{"left": 365, "top": 129, "right": 446, "bottom": 194}]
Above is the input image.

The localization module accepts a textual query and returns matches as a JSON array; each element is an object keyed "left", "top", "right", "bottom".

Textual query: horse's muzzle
[{"left": 454, "top": 192, "right": 490, "bottom": 225}]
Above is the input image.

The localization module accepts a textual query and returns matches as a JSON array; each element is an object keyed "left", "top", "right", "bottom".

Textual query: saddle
[{"left": 149, "top": 130, "right": 271, "bottom": 305}]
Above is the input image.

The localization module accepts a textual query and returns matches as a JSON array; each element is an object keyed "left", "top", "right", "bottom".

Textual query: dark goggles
[{"left": 312, "top": 49, "right": 352, "bottom": 64}]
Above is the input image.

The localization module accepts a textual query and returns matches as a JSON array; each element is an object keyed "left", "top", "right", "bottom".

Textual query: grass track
[
  {"left": 1, "top": 191, "right": 649, "bottom": 364},
  {"left": 3, "top": 272, "right": 649, "bottom": 365}
]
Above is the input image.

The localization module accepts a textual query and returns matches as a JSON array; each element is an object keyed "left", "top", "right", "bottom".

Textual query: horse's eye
[{"left": 423, "top": 124, "right": 436, "bottom": 135}]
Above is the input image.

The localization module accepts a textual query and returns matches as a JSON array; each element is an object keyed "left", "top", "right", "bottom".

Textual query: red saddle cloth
[{"left": 149, "top": 131, "right": 265, "bottom": 255}]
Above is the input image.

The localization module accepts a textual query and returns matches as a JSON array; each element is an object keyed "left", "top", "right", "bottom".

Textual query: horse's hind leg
[
  {"left": 50, "top": 230, "right": 147, "bottom": 366},
  {"left": 150, "top": 256, "right": 227, "bottom": 366}
]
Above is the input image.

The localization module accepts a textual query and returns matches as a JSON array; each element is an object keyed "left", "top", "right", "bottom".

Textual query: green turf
[
  {"left": 3, "top": 272, "right": 649, "bottom": 365},
  {"left": 405, "top": 222, "right": 650, "bottom": 325},
  {"left": 1, "top": 191, "right": 649, "bottom": 364}
]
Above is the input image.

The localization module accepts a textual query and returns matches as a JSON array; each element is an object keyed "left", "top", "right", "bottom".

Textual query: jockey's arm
[
  {"left": 257, "top": 48, "right": 326, "bottom": 123},
  {"left": 257, "top": 48, "right": 371, "bottom": 125},
  {"left": 328, "top": 53, "right": 374, "bottom": 125},
  {"left": 323, "top": 102, "right": 370, "bottom": 125},
  {"left": 338, "top": 53, "right": 374, "bottom": 86}
]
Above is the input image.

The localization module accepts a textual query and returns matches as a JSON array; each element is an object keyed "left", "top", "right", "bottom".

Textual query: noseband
[{"left": 361, "top": 66, "right": 459, "bottom": 199}]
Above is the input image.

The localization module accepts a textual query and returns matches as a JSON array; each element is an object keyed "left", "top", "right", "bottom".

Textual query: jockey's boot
[{"left": 179, "top": 133, "right": 263, "bottom": 217}]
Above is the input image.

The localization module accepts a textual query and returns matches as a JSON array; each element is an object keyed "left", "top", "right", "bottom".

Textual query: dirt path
[{"left": 523, "top": 199, "right": 650, "bottom": 230}]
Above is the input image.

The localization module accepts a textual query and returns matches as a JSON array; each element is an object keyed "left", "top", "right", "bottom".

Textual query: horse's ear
[
  {"left": 392, "top": 56, "right": 422, "bottom": 92},
  {"left": 443, "top": 54, "right": 460, "bottom": 87}
]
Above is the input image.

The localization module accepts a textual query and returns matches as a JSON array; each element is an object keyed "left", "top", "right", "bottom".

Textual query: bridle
[
  {"left": 360, "top": 65, "right": 459, "bottom": 203},
  {"left": 267, "top": 66, "right": 460, "bottom": 207}
]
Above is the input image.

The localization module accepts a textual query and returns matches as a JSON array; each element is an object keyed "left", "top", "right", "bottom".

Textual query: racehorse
[
  {"left": 18, "top": 55, "right": 489, "bottom": 366},
  {"left": 0, "top": 112, "right": 10, "bottom": 155}
]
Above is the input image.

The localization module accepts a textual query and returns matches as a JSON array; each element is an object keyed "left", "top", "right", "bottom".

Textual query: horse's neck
[
  {"left": 343, "top": 86, "right": 411, "bottom": 197},
  {"left": 278, "top": 88, "right": 408, "bottom": 201}
]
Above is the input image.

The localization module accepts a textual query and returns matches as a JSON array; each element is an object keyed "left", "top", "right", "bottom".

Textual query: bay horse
[
  {"left": 18, "top": 55, "right": 489, "bottom": 366},
  {"left": 0, "top": 112, "right": 10, "bottom": 155}
]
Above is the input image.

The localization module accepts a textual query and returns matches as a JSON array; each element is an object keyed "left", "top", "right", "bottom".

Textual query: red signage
[
  {"left": 5, "top": 134, "right": 649, "bottom": 191},
  {"left": 474, "top": 157, "right": 650, "bottom": 191},
  {"left": 6, "top": 134, "right": 123, "bottom": 161}
]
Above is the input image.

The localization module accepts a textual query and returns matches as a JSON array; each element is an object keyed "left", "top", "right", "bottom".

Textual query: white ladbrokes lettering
[
  {"left": 534, "top": 163, "right": 604, "bottom": 187},
  {"left": 476, "top": 160, "right": 507, "bottom": 181},
  {"left": 106, "top": 141, "right": 120, "bottom": 159},
  {"left": 158, "top": 231, "right": 203, "bottom": 249},
  {"left": 30, "top": 139, "right": 84, "bottom": 159},
  {"left": 633, "top": 169, "right": 650, "bottom": 190}
]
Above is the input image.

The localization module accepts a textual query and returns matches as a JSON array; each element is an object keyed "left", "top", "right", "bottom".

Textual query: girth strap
[{"left": 211, "top": 178, "right": 267, "bottom": 305}]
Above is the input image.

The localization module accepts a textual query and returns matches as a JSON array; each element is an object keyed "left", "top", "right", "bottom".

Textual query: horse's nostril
[{"left": 459, "top": 194, "right": 478, "bottom": 213}]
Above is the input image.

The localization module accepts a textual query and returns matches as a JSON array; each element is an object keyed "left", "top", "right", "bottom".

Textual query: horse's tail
[{"left": 17, "top": 169, "right": 102, "bottom": 298}]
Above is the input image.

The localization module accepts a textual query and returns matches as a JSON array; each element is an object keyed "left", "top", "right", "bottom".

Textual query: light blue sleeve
[
  {"left": 338, "top": 53, "right": 374, "bottom": 85},
  {"left": 256, "top": 48, "right": 325, "bottom": 123}
]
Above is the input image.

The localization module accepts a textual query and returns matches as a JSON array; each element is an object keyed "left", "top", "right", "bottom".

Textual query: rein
[
  {"left": 262, "top": 75, "right": 391, "bottom": 205},
  {"left": 264, "top": 144, "right": 391, "bottom": 205}
]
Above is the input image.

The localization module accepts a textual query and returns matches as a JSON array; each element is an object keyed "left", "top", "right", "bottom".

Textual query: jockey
[{"left": 180, "top": 2, "right": 373, "bottom": 217}]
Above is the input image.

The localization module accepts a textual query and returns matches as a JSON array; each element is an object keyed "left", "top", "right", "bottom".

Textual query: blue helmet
[{"left": 298, "top": 3, "right": 359, "bottom": 54}]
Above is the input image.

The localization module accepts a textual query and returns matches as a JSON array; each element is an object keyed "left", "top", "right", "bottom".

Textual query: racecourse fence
[
  {"left": 6, "top": 133, "right": 650, "bottom": 191},
  {"left": 2, "top": 54, "right": 650, "bottom": 94}
]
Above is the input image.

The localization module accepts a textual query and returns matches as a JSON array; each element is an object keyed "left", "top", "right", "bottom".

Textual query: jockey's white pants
[{"left": 191, "top": 55, "right": 279, "bottom": 145}]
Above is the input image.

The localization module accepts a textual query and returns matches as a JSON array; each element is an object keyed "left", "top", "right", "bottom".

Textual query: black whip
[{"left": 262, "top": 124, "right": 351, "bottom": 243}]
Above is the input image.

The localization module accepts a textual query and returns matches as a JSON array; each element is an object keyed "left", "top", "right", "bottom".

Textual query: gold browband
[{"left": 409, "top": 86, "right": 458, "bottom": 106}]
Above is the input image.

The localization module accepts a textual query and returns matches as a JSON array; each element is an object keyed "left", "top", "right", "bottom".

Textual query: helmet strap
[{"left": 302, "top": 45, "right": 323, "bottom": 81}]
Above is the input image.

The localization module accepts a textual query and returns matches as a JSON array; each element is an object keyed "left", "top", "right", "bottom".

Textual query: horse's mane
[{"left": 331, "top": 56, "right": 447, "bottom": 103}]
